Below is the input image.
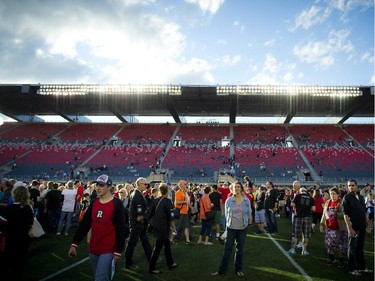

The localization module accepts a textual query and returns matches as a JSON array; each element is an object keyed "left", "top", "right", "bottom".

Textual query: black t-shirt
[
  {"left": 45, "top": 189, "right": 62, "bottom": 210},
  {"left": 209, "top": 191, "right": 222, "bottom": 211},
  {"left": 342, "top": 192, "right": 367, "bottom": 231},
  {"left": 29, "top": 188, "right": 40, "bottom": 207},
  {"left": 256, "top": 192, "right": 265, "bottom": 211},
  {"left": 264, "top": 189, "right": 278, "bottom": 210},
  {"left": 293, "top": 193, "right": 315, "bottom": 217}
]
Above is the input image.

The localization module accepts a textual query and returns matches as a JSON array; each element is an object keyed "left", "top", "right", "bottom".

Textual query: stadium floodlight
[
  {"left": 217, "top": 85, "right": 237, "bottom": 95},
  {"left": 215, "top": 85, "right": 362, "bottom": 97},
  {"left": 37, "top": 84, "right": 182, "bottom": 96}
]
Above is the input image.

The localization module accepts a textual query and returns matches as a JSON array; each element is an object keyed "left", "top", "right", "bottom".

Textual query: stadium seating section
[{"left": 0, "top": 123, "right": 373, "bottom": 183}]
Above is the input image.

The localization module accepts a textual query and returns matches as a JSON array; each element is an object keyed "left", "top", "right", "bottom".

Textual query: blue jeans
[
  {"left": 57, "top": 211, "right": 73, "bottom": 234},
  {"left": 89, "top": 253, "right": 113, "bottom": 281},
  {"left": 218, "top": 227, "right": 248, "bottom": 274},
  {"left": 265, "top": 211, "right": 278, "bottom": 233},
  {"left": 47, "top": 209, "right": 61, "bottom": 232}
]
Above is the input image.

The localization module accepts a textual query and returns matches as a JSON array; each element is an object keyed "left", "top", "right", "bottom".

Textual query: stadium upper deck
[
  {"left": 0, "top": 84, "right": 373, "bottom": 124},
  {"left": 0, "top": 84, "right": 373, "bottom": 185}
]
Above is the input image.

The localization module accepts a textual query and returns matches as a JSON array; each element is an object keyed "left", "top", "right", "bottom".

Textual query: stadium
[
  {"left": 0, "top": 84, "right": 374, "bottom": 281},
  {"left": 0, "top": 84, "right": 373, "bottom": 187}
]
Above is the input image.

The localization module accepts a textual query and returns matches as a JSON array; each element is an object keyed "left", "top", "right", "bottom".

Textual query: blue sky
[{"left": 0, "top": 0, "right": 373, "bottom": 124}]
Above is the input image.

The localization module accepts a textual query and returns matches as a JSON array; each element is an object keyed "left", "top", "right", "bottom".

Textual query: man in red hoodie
[{"left": 68, "top": 175, "right": 126, "bottom": 281}]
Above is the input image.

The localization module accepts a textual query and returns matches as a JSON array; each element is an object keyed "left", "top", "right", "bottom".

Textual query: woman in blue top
[{"left": 211, "top": 181, "right": 252, "bottom": 277}]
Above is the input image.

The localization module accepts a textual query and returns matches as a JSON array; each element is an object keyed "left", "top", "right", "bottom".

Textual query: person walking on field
[
  {"left": 287, "top": 187, "right": 315, "bottom": 257},
  {"left": 148, "top": 184, "right": 178, "bottom": 274},
  {"left": 68, "top": 175, "right": 126, "bottom": 281},
  {"left": 211, "top": 181, "right": 252, "bottom": 277},
  {"left": 124, "top": 177, "right": 153, "bottom": 269},
  {"left": 342, "top": 179, "right": 373, "bottom": 276}
]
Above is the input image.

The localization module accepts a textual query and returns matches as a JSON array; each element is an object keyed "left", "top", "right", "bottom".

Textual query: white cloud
[
  {"left": 283, "top": 72, "right": 294, "bottom": 82},
  {"left": 361, "top": 51, "right": 374, "bottom": 64},
  {"left": 327, "top": 0, "right": 374, "bottom": 12},
  {"left": 247, "top": 53, "right": 297, "bottom": 85},
  {"left": 217, "top": 39, "right": 227, "bottom": 46},
  {"left": 290, "top": 5, "right": 331, "bottom": 31},
  {"left": 264, "top": 38, "right": 276, "bottom": 47},
  {"left": 293, "top": 29, "right": 354, "bottom": 68},
  {"left": 371, "top": 74, "right": 375, "bottom": 85},
  {"left": 233, "top": 20, "right": 245, "bottom": 32},
  {"left": 263, "top": 53, "right": 279, "bottom": 73},
  {"left": 185, "top": 0, "right": 225, "bottom": 15},
  {"left": 0, "top": 0, "right": 218, "bottom": 84},
  {"left": 216, "top": 55, "right": 241, "bottom": 67},
  {"left": 247, "top": 54, "right": 279, "bottom": 84}
]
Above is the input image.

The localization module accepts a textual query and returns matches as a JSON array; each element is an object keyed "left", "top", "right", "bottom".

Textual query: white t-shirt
[{"left": 61, "top": 188, "right": 78, "bottom": 212}]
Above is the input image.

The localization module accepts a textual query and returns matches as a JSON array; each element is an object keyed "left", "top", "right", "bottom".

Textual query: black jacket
[
  {"left": 128, "top": 189, "right": 149, "bottom": 226},
  {"left": 149, "top": 197, "right": 174, "bottom": 240}
]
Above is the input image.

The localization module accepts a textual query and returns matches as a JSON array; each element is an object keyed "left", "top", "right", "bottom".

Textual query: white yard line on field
[
  {"left": 267, "top": 233, "right": 313, "bottom": 281},
  {"left": 39, "top": 256, "right": 90, "bottom": 281}
]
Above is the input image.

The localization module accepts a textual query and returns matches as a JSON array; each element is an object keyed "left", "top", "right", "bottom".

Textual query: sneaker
[
  {"left": 204, "top": 242, "right": 213, "bottom": 245},
  {"left": 168, "top": 263, "right": 178, "bottom": 270},
  {"left": 236, "top": 271, "right": 245, "bottom": 276},
  {"left": 301, "top": 250, "right": 310, "bottom": 257},
  {"left": 197, "top": 241, "right": 205, "bottom": 244},
  {"left": 326, "top": 260, "right": 334, "bottom": 266},
  {"left": 296, "top": 241, "right": 303, "bottom": 248},
  {"left": 349, "top": 270, "right": 361, "bottom": 276},
  {"left": 358, "top": 268, "right": 373, "bottom": 273},
  {"left": 125, "top": 265, "right": 139, "bottom": 270},
  {"left": 254, "top": 230, "right": 265, "bottom": 235},
  {"left": 56, "top": 232, "right": 61, "bottom": 235},
  {"left": 337, "top": 262, "right": 344, "bottom": 268},
  {"left": 65, "top": 233, "right": 68, "bottom": 236},
  {"left": 287, "top": 249, "right": 296, "bottom": 255}
]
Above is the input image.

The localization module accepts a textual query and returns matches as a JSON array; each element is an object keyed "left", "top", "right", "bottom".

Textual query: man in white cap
[{"left": 68, "top": 174, "right": 126, "bottom": 281}]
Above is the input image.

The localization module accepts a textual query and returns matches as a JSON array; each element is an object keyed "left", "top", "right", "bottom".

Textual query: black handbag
[{"left": 173, "top": 207, "right": 181, "bottom": 219}]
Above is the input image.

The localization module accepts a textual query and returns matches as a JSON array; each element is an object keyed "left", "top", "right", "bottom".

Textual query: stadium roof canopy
[{"left": 0, "top": 84, "right": 373, "bottom": 124}]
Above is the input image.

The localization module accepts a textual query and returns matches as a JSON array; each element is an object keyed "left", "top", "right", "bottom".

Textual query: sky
[{"left": 0, "top": 0, "right": 374, "bottom": 124}]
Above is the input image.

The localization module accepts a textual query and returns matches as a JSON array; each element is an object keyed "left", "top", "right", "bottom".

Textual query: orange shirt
[
  {"left": 175, "top": 189, "right": 189, "bottom": 215},
  {"left": 199, "top": 194, "right": 212, "bottom": 220}
]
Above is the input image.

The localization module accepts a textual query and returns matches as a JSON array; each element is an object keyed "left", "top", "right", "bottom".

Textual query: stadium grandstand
[{"left": 0, "top": 84, "right": 373, "bottom": 186}]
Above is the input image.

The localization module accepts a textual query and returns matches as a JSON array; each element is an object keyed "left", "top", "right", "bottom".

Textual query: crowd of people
[{"left": 0, "top": 176, "right": 373, "bottom": 280}]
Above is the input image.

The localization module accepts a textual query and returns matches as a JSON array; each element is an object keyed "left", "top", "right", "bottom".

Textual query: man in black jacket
[
  {"left": 343, "top": 179, "right": 373, "bottom": 276},
  {"left": 124, "top": 177, "right": 153, "bottom": 270}
]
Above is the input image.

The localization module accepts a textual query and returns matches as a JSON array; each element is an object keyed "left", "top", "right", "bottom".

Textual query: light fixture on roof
[
  {"left": 37, "top": 84, "right": 182, "bottom": 96},
  {"left": 216, "top": 85, "right": 362, "bottom": 96}
]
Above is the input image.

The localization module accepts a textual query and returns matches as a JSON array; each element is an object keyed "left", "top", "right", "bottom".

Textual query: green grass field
[{"left": 24, "top": 217, "right": 374, "bottom": 281}]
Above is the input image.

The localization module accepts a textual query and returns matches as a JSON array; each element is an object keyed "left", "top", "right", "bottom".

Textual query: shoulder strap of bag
[{"left": 155, "top": 197, "right": 165, "bottom": 213}]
